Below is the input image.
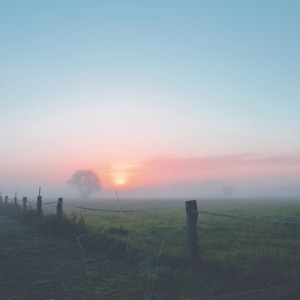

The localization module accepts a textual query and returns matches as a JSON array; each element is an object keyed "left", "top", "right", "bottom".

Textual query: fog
[{"left": 1, "top": 177, "right": 299, "bottom": 202}]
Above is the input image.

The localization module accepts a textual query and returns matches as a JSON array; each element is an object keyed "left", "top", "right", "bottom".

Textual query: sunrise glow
[
  {"left": 1, "top": 1, "right": 299, "bottom": 199},
  {"left": 114, "top": 176, "right": 127, "bottom": 186},
  {"left": 108, "top": 162, "right": 137, "bottom": 188}
]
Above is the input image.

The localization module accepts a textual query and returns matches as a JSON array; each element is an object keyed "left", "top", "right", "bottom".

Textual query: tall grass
[{"left": 1, "top": 199, "right": 300, "bottom": 298}]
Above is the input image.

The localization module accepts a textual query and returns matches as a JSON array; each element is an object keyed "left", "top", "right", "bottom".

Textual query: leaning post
[
  {"left": 5, "top": 196, "right": 8, "bottom": 204},
  {"left": 23, "top": 197, "right": 27, "bottom": 212},
  {"left": 36, "top": 187, "right": 43, "bottom": 216},
  {"left": 185, "top": 200, "right": 199, "bottom": 261},
  {"left": 56, "top": 198, "right": 63, "bottom": 217}
]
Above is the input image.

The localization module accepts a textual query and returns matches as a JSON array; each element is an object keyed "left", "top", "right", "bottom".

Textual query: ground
[
  {"left": 1, "top": 200, "right": 300, "bottom": 300},
  {"left": 0, "top": 215, "right": 143, "bottom": 300}
]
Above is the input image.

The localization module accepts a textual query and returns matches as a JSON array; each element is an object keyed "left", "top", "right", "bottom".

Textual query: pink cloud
[{"left": 129, "top": 153, "right": 300, "bottom": 187}]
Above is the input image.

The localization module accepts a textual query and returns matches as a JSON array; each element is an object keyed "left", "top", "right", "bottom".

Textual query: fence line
[
  {"left": 2, "top": 196, "right": 300, "bottom": 225},
  {"left": 43, "top": 201, "right": 58, "bottom": 205},
  {"left": 185, "top": 282, "right": 300, "bottom": 300},
  {"left": 71, "top": 204, "right": 300, "bottom": 226},
  {"left": 73, "top": 205, "right": 184, "bottom": 213},
  {"left": 196, "top": 210, "right": 300, "bottom": 225},
  {"left": 1, "top": 195, "right": 300, "bottom": 299}
]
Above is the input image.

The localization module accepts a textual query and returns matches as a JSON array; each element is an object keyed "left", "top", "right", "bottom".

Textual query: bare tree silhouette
[{"left": 68, "top": 169, "right": 101, "bottom": 199}]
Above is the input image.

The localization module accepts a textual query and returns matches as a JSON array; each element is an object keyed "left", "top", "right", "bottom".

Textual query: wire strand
[{"left": 195, "top": 210, "right": 300, "bottom": 225}]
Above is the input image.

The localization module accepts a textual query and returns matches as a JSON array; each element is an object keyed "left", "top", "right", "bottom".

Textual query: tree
[{"left": 67, "top": 169, "right": 101, "bottom": 199}]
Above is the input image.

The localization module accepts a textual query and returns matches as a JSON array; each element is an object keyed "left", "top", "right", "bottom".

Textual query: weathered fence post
[
  {"left": 185, "top": 200, "right": 199, "bottom": 260},
  {"left": 56, "top": 198, "right": 63, "bottom": 217},
  {"left": 37, "top": 187, "right": 43, "bottom": 216},
  {"left": 0, "top": 193, "right": 2, "bottom": 204},
  {"left": 5, "top": 196, "right": 8, "bottom": 204},
  {"left": 14, "top": 191, "right": 17, "bottom": 207},
  {"left": 23, "top": 197, "right": 27, "bottom": 212}
]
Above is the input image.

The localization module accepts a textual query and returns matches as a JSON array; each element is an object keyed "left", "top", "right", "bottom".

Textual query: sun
[
  {"left": 109, "top": 161, "right": 137, "bottom": 188},
  {"left": 114, "top": 177, "right": 126, "bottom": 186},
  {"left": 112, "top": 172, "right": 130, "bottom": 186}
]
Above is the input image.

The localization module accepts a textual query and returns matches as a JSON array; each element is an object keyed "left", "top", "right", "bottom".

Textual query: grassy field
[{"left": 1, "top": 198, "right": 300, "bottom": 299}]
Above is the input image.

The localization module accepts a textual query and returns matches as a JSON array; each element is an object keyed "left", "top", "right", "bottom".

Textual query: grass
[{"left": 1, "top": 198, "right": 300, "bottom": 299}]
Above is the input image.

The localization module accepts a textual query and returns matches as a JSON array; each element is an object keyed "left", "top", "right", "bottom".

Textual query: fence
[
  {"left": 1, "top": 192, "right": 300, "bottom": 299},
  {"left": 187, "top": 282, "right": 300, "bottom": 299},
  {"left": 0, "top": 192, "right": 64, "bottom": 218},
  {"left": 1, "top": 193, "right": 300, "bottom": 260}
]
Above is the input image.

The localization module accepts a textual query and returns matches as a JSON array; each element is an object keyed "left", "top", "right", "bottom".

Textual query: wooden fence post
[
  {"left": 5, "top": 196, "right": 8, "bottom": 204},
  {"left": 14, "top": 191, "right": 17, "bottom": 207},
  {"left": 0, "top": 194, "right": 2, "bottom": 204},
  {"left": 185, "top": 200, "right": 198, "bottom": 260},
  {"left": 37, "top": 187, "right": 42, "bottom": 215},
  {"left": 23, "top": 197, "right": 27, "bottom": 212},
  {"left": 56, "top": 198, "right": 63, "bottom": 217}
]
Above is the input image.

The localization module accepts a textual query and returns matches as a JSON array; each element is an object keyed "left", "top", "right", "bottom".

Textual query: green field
[{"left": 1, "top": 198, "right": 300, "bottom": 299}]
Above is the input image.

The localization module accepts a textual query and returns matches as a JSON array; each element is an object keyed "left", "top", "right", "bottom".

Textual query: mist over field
[
  {"left": 0, "top": 1, "right": 299, "bottom": 203},
  {"left": 3, "top": 179, "right": 300, "bottom": 204},
  {"left": 1, "top": 1, "right": 300, "bottom": 299}
]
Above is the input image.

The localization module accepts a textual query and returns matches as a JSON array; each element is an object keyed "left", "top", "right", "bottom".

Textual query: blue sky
[{"left": 0, "top": 1, "right": 299, "bottom": 198}]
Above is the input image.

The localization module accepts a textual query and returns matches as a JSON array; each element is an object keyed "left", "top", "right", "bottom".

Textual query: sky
[{"left": 0, "top": 0, "right": 300, "bottom": 200}]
